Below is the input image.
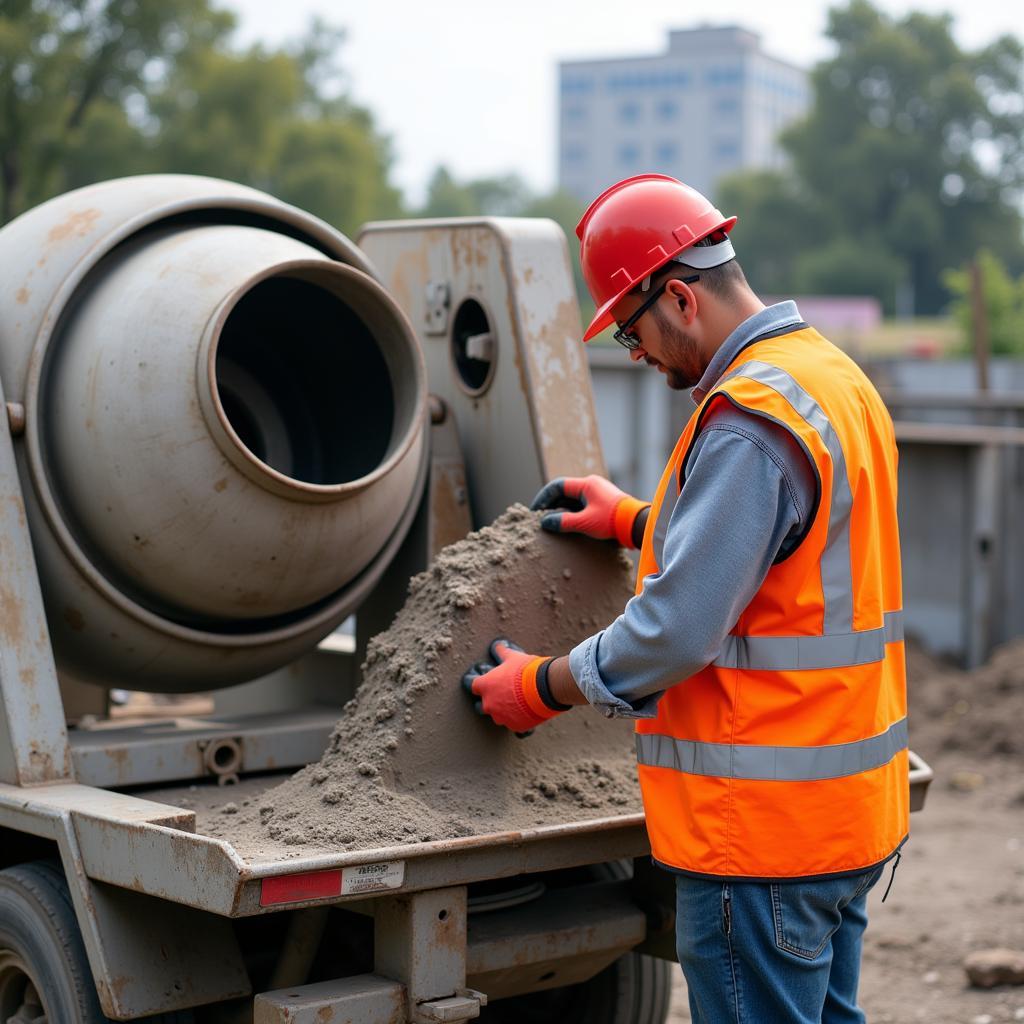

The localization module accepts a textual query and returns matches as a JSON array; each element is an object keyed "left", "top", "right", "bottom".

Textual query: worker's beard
[{"left": 650, "top": 306, "right": 704, "bottom": 391}]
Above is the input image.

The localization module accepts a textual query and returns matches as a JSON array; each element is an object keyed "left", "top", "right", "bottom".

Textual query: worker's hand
[
  {"left": 531, "top": 475, "right": 650, "bottom": 548},
  {"left": 462, "top": 640, "right": 568, "bottom": 734}
]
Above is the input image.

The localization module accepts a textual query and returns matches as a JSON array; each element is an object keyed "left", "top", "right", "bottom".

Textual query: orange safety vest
[{"left": 635, "top": 325, "right": 909, "bottom": 880}]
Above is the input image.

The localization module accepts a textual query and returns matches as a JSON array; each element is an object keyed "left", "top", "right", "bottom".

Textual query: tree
[
  {"left": 0, "top": 0, "right": 233, "bottom": 222},
  {"left": 793, "top": 235, "right": 907, "bottom": 312},
  {"left": 943, "top": 250, "right": 1024, "bottom": 355},
  {"left": 0, "top": 5, "right": 402, "bottom": 235},
  {"left": 781, "top": 0, "right": 1024, "bottom": 314},
  {"left": 419, "top": 167, "right": 480, "bottom": 218},
  {"left": 715, "top": 170, "right": 826, "bottom": 299},
  {"left": 419, "top": 167, "right": 532, "bottom": 219}
]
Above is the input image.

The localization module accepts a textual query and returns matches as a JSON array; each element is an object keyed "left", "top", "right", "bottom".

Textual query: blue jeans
[{"left": 675, "top": 865, "right": 885, "bottom": 1023}]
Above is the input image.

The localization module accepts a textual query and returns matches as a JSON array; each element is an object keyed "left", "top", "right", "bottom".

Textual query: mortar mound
[{"left": 222, "top": 505, "right": 642, "bottom": 853}]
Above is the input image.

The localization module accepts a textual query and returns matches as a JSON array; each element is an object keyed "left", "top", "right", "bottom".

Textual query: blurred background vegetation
[{"left": 1, "top": 0, "right": 1022, "bottom": 350}]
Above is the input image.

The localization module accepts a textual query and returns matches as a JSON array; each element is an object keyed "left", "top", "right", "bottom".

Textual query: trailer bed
[{"left": 0, "top": 776, "right": 650, "bottom": 918}]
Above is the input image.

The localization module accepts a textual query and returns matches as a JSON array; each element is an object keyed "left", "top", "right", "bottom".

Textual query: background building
[{"left": 558, "top": 25, "right": 809, "bottom": 203}]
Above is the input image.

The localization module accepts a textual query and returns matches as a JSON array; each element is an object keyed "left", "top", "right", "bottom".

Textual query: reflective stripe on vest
[
  {"left": 637, "top": 717, "right": 907, "bottom": 782},
  {"left": 716, "top": 359, "right": 856, "bottom": 633},
  {"left": 635, "top": 328, "right": 908, "bottom": 879},
  {"left": 715, "top": 610, "right": 904, "bottom": 671}
]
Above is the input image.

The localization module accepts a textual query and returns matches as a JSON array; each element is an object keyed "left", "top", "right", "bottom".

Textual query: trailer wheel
[
  {"left": 479, "top": 862, "right": 672, "bottom": 1024},
  {"left": 0, "top": 861, "right": 194, "bottom": 1024}
]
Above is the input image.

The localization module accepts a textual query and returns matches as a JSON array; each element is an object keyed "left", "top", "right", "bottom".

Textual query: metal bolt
[
  {"left": 6, "top": 402, "right": 25, "bottom": 437},
  {"left": 429, "top": 395, "right": 448, "bottom": 425}
]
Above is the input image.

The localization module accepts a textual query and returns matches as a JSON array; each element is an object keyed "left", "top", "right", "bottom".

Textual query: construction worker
[{"left": 465, "top": 174, "right": 908, "bottom": 1024}]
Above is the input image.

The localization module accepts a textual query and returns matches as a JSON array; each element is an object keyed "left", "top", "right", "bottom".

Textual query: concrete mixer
[{"left": 0, "top": 176, "right": 933, "bottom": 1023}]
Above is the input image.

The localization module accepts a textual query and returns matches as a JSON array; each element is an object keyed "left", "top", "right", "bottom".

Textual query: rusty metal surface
[
  {"left": 498, "top": 218, "right": 606, "bottom": 483},
  {"left": 417, "top": 994, "right": 482, "bottom": 1022},
  {"left": 76, "top": 879, "right": 252, "bottom": 1020},
  {"left": 254, "top": 975, "right": 405, "bottom": 1024},
  {"left": 0, "top": 175, "right": 376, "bottom": 407},
  {"left": 2, "top": 762, "right": 930, "bottom": 924},
  {"left": 0, "top": 175, "right": 430, "bottom": 695},
  {"left": 0, "top": 375, "right": 71, "bottom": 786},
  {"left": 0, "top": 782, "right": 250, "bottom": 1019},
  {"left": 69, "top": 708, "right": 338, "bottom": 788},
  {"left": 375, "top": 887, "right": 468, "bottom": 1019},
  {"left": 3, "top": 758, "right": 933, "bottom": 919},
  {"left": 359, "top": 218, "right": 605, "bottom": 528},
  {"left": 0, "top": 777, "right": 649, "bottom": 917},
  {"left": 47, "top": 230, "right": 423, "bottom": 622},
  {"left": 425, "top": 404, "right": 473, "bottom": 556},
  {"left": 5, "top": 402, "right": 25, "bottom": 436},
  {"left": 465, "top": 879, "right": 644, "bottom": 999}
]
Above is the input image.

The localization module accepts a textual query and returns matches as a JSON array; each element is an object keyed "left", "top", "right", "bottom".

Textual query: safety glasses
[{"left": 613, "top": 274, "right": 700, "bottom": 350}]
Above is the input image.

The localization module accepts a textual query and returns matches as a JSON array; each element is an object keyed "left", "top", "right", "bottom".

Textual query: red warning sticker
[
  {"left": 260, "top": 869, "right": 342, "bottom": 906},
  {"left": 260, "top": 861, "right": 405, "bottom": 906}
]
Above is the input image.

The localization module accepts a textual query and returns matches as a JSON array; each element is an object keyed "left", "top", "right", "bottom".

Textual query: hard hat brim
[{"left": 581, "top": 217, "right": 737, "bottom": 342}]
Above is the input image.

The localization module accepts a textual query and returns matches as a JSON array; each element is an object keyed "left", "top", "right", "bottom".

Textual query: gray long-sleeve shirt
[{"left": 568, "top": 301, "right": 818, "bottom": 718}]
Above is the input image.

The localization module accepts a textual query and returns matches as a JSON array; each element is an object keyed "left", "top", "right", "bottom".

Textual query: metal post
[
  {"left": 374, "top": 887, "right": 486, "bottom": 1023},
  {"left": 0, "top": 377, "right": 71, "bottom": 785},
  {"left": 966, "top": 443, "right": 1000, "bottom": 668},
  {"left": 971, "top": 260, "right": 991, "bottom": 394}
]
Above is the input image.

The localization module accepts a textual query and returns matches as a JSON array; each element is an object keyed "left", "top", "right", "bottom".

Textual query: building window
[
  {"left": 565, "top": 104, "right": 588, "bottom": 125},
  {"left": 714, "top": 96, "right": 740, "bottom": 116},
  {"left": 564, "top": 143, "right": 587, "bottom": 164},
  {"left": 619, "top": 101, "right": 640, "bottom": 124},
  {"left": 656, "top": 98, "right": 678, "bottom": 120},
  {"left": 655, "top": 141, "right": 678, "bottom": 165},
  {"left": 706, "top": 65, "right": 744, "bottom": 87},
  {"left": 618, "top": 143, "right": 640, "bottom": 166},
  {"left": 608, "top": 69, "right": 690, "bottom": 91},
  {"left": 714, "top": 139, "right": 740, "bottom": 160},
  {"left": 561, "top": 76, "right": 594, "bottom": 95}
]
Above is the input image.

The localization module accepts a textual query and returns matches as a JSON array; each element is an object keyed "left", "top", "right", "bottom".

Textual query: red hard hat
[{"left": 576, "top": 174, "right": 737, "bottom": 341}]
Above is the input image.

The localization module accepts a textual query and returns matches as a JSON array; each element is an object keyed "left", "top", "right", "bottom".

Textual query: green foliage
[
  {"left": 717, "top": 0, "right": 1024, "bottom": 315},
  {"left": 0, "top": 0, "right": 234, "bottom": 220},
  {"left": 793, "top": 236, "right": 907, "bottom": 313},
  {"left": 0, "top": 3, "right": 400, "bottom": 234},
  {"left": 420, "top": 167, "right": 533, "bottom": 219},
  {"left": 715, "top": 170, "right": 827, "bottom": 298},
  {"left": 943, "top": 250, "right": 1024, "bottom": 355}
]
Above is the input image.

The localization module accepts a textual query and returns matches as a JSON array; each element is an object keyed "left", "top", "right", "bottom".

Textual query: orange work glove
[
  {"left": 531, "top": 474, "right": 650, "bottom": 548},
  {"left": 462, "top": 640, "right": 569, "bottom": 734}
]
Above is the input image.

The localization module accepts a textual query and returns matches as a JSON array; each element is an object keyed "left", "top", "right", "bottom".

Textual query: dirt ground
[{"left": 668, "top": 640, "right": 1024, "bottom": 1022}]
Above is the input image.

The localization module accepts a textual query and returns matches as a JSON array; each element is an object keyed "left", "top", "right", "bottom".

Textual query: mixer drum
[{"left": 0, "top": 176, "right": 427, "bottom": 692}]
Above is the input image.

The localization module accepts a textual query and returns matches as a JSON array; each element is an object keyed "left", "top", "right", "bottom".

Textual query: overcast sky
[{"left": 229, "top": 0, "right": 1021, "bottom": 204}]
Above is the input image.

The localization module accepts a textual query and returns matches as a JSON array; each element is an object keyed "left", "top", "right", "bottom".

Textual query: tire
[
  {"left": 0, "top": 860, "right": 194, "bottom": 1024},
  {"left": 478, "top": 862, "right": 673, "bottom": 1024}
]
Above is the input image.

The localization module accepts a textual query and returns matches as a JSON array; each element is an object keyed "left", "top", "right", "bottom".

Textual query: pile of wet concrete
[{"left": 214, "top": 505, "right": 643, "bottom": 853}]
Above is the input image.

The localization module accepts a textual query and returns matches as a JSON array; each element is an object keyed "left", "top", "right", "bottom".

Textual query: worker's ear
[{"left": 668, "top": 279, "right": 698, "bottom": 324}]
